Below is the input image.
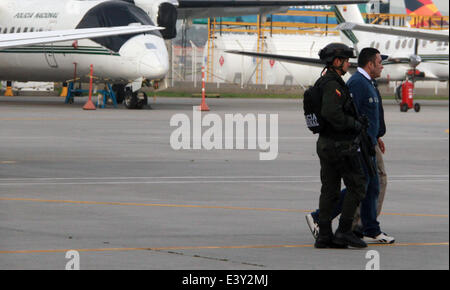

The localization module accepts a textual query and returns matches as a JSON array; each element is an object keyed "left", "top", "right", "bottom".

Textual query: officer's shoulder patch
[{"left": 335, "top": 89, "right": 342, "bottom": 97}]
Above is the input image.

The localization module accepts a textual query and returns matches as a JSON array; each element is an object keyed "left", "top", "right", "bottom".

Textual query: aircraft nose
[
  {"left": 140, "top": 51, "right": 169, "bottom": 79},
  {"left": 119, "top": 34, "right": 169, "bottom": 80}
]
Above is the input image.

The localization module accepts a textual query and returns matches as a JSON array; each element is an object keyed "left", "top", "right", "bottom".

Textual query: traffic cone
[
  {"left": 199, "top": 66, "right": 209, "bottom": 111},
  {"left": 83, "top": 65, "right": 96, "bottom": 111},
  {"left": 83, "top": 99, "right": 96, "bottom": 110}
]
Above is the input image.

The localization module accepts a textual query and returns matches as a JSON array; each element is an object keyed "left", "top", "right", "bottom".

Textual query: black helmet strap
[{"left": 326, "top": 57, "right": 347, "bottom": 76}]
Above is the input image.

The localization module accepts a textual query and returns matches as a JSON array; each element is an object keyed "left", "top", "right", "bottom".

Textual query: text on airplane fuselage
[
  {"left": 291, "top": 5, "right": 332, "bottom": 10},
  {"left": 14, "top": 12, "right": 59, "bottom": 19}
]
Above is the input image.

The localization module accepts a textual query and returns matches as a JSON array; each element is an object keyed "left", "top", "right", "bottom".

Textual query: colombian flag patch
[{"left": 335, "top": 89, "right": 342, "bottom": 97}]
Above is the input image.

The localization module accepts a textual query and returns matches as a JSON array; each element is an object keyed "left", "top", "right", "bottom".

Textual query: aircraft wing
[
  {"left": 226, "top": 50, "right": 358, "bottom": 68},
  {"left": 0, "top": 25, "right": 163, "bottom": 50},
  {"left": 226, "top": 50, "right": 404, "bottom": 70},
  {"left": 177, "top": 0, "right": 370, "bottom": 19},
  {"left": 336, "top": 22, "right": 449, "bottom": 42}
]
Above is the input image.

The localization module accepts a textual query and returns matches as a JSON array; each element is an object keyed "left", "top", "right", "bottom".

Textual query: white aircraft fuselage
[
  {"left": 0, "top": 0, "right": 169, "bottom": 84},
  {"left": 336, "top": 5, "right": 449, "bottom": 81},
  {"left": 362, "top": 36, "right": 449, "bottom": 81}
]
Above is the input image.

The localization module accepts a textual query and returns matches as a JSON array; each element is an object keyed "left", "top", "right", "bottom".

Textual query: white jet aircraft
[
  {"left": 0, "top": 0, "right": 370, "bottom": 109},
  {"left": 227, "top": 4, "right": 449, "bottom": 83}
]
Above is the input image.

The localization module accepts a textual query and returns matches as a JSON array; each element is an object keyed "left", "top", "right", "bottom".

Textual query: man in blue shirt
[{"left": 306, "top": 48, "right": 395, "bottom": 244}]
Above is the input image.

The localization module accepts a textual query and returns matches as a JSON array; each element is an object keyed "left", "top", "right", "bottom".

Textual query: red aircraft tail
[{"left": 404, "top": 0, "right": 447, "bottom": 27}]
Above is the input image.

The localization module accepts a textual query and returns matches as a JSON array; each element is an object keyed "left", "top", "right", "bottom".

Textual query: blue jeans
[
  {"left": 311, "top": 156, "right": 381, "bottom": 237},
  {"left": 359, "top": 155, "right": 381, "bottom": 237},
  {"left": 311, "top": 189, "right": 346, "bottom": 223}
]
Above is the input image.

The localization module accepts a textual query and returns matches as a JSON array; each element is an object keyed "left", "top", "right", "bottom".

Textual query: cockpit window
[
  {"left": 145, "top": 43, "right": 157, "bottom": 50},
  {"left": 76, "top": 1, "right": 161, "bottom": 52}
]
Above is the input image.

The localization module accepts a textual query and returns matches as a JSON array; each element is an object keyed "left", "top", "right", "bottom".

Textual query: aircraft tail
[
  {"left": 334, "top": 5, "right": 367, "bottom": 50},
  {"left": 404, "top": 0, "right": 447, "bottom": 27}
]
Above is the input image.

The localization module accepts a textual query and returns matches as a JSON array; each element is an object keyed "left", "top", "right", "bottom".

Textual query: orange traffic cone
[
  {"left": 199, "top": 66, "right": 209, "bottom": 111},
  {"left": 83, "top": 99, "right": 96, "bottom": 110},
  {"left": 83, "top": 65, "right": 96, "bottom": 111}
]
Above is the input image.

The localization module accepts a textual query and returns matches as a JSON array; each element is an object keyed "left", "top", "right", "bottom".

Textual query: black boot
[
  {"left": 334, "top": 231, "right": 367, "bottom": 248},
  {"left": 334, "top": 219, "right": 367, "bottom": 248},
  {"left": 315, "top": 222, "right": 347, "bottom": 249}
]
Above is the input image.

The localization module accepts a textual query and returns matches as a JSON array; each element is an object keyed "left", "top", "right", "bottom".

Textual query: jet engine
[{"left": 123, "top": 0, "right": 179, "bottom": 39}]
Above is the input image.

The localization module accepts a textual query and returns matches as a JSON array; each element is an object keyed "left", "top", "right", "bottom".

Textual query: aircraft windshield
[{"left": 76, "top": 1, "right": 160, "bottom": 52}]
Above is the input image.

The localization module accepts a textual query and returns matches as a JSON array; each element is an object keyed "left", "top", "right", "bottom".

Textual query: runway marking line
[
  {"left": 0, "top": 197, "right": 448, "bottom": 218},
  {"left": 0, "top": 242, "right": 448, "bottom": 255}
]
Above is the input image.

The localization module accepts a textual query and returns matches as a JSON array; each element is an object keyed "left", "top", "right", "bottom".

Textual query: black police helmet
[{"left": 319, "top": 43, "right": 356, "bottom": 64}]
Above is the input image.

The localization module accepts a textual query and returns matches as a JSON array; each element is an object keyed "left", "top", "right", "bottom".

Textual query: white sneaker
[
  {"left": 305, "top": 213, "right": 319, "bottom": 239},
  {"left": 363, "top": 232, "right": 395, "bottom": 244}
]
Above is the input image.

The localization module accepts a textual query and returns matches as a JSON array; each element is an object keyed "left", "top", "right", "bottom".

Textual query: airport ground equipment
[
  {"left": 4, "top": 81, "right": 14, "bottom": 96},
  {"left": 397, "top": 80, "right": 420, "bottom": 112},
  {"left": 65, "top": 82, "right": 119, "bottom": 109}
]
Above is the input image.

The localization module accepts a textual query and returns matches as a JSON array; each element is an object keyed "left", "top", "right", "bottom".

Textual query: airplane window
[
  {"left": 10, "top": 27, "right": 15, "bottom": 33},
  {"left": 370, "top": 41, "right": 375, "bottom": 48},
  {"left": 76, "top": 1, "right": 160, "bottom": 52},
  {"left": 395, "top": 40, "right": 400, "bottom": 49},
  {"left": 38, "top": 28, "right": 44, "bottom": 32},
  {"left": 24, "top": 28, "right": 28, "bottom": 33},
  {"left": 17, "top": 28, "right": 21, "bottom": 33},
  {"left": 408, "top": 39, "right": 414, "bottom": 48},
  {"left": 437, "top": 42, "right": 443, "bottom": 47},
  {"left": 422, "top": 40, "right": 427, "bottom": 48},
  {"left": 376, "top": 42, "right": 380, "bottom": 49},
  {"left": 30, "top": 28, "right": 35, "bottom": 32},
  {"left": 3, "top": 28, "right": 7, "bottom": 34},
  {"left": 445, "top": 42, "right": 449, "bottom": 47},
  {"left": 385, "top": 41, "right": 390, "bottom": 50},
  {"left": 402, "top": 40, "right": 407, "bottom": 48}
]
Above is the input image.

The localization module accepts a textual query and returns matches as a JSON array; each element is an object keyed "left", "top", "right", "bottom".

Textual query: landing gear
[
  {"left": 113, "top": 79, "right": 155, "bottom": 110},
  {"left": 124, "top": 89, "right": 148, "bottom": 110},
  {"left": 112, "top": 84, "right": 125, "bottom": 104}
]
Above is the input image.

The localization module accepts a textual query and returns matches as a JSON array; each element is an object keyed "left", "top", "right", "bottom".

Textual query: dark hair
[{"left": 358, "top": 47, "right": 380, "bottom": 68}]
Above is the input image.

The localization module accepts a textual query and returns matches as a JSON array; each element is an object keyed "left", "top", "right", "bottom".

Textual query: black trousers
[{"left": 316, "top": 137, "right": 367, "bottom": 232}]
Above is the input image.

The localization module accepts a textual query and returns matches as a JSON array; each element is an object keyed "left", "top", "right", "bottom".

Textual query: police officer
[{"left": 314, "top": 43, "right": 367, "bottom": 248}]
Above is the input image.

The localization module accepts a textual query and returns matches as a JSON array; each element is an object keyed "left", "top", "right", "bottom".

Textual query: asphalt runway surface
[{"left": 0, "top": 96, "right": 448, "bottom": 270}]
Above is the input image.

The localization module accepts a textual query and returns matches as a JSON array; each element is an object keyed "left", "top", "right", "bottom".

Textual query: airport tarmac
[{"left": 0, "top": 96, "right": 448, "bottom": 270}]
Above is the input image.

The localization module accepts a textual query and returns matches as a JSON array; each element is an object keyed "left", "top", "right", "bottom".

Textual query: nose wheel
[{"left": 124, "top": 90, "right": 148, "bottom": 110}]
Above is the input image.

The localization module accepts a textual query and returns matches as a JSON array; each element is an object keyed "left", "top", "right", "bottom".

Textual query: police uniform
[{"left": 316, "top": 69, "right": 367, "bottom": 234}]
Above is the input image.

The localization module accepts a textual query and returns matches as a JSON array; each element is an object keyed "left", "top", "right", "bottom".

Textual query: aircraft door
[
  {"left": 44, "top": 21, "right": 58, "bottom": 68},
  {"left": 44, "top": 44, "right": 58, "bottom": 68}
]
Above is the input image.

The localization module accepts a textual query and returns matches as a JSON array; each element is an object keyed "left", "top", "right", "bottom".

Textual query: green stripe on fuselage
[{"left": 0, "top": 46, "right": 120, "bottom": 56}]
